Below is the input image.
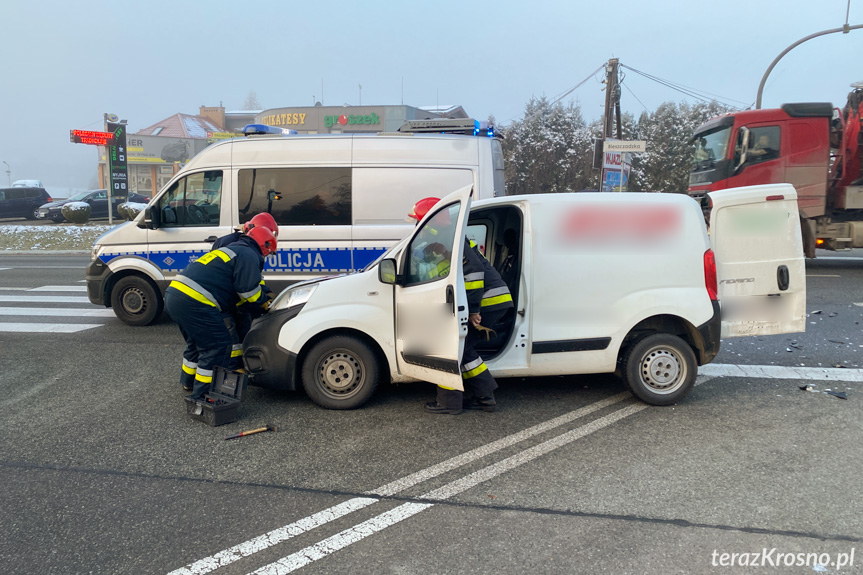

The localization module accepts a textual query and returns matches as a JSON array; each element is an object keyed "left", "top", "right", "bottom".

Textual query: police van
[
  {"left": 86, "top": 120, "right": 505, "bottom": 325},
  {"left": 241, "top": 183, "right": 806, "bottom": 407}
]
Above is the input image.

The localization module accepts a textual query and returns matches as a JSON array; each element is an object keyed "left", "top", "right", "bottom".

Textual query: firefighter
[
  {"left": 211, "top": 213, "right": 280, "bottom": 362},
  {"left": 165, "top": 226, "right": 277, "bottom": 399},
  {"left": 407, "top": 197, "right": 514, "bottom": 414}
]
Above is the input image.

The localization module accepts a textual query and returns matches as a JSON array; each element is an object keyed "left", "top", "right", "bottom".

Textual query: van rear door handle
[
  {"left": 205, "top": 236, "right": 218, "bottom": 243},
  {"left": 446, "top": 285, "right": 455, "bottom": 315},
  {"left": 777, "top": 265, "right": 789, "bottom": 291}
]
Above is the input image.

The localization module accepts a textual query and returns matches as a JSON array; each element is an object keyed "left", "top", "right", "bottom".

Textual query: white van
[
  {"left": 242, "top": 183, "right": 806, "bottom": 407},
  {"left": 85, "top": 126, "right": 505, "bottom": 325}
]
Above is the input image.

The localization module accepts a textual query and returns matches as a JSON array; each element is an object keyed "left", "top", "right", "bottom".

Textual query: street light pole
[
  {"left": 2, "top": 161, "right": 10, "bottom": 186},
  {"left": 756, "top": 22, "right": 863, "bottom": 109}
]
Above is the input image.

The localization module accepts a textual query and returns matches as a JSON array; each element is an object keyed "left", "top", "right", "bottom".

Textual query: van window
[
  {"left": 26, "top": 189, "right": 44, "bottom": 198},
  {"left": 155, "top": 170, "right": 222, "bottom": 227},
  {"left": 405, "top": 202, "right": 460, "bottom": 284},
  {"left": 237, "top": 167, "right": 351, "bottom": 226}
]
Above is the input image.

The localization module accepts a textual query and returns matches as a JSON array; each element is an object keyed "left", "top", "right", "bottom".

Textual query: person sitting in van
[{"left": 408, "top": 197, "right": 514, "bottom": 415}]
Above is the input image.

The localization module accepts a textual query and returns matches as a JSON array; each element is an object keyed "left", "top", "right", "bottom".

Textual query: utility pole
[
  {"left": 599, "top": 58, "right": 622, "bottom": 191},
  {"left": 602, "top": 58, "right": 621, "bottom": 139},
  {"left": 2, "top": 161, "right": 10, "bottom": 186}
]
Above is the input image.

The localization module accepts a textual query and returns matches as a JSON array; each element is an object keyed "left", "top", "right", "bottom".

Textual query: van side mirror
[
  {"left": 139, "top": 206, "right": 160, "bottom": 230},
  {"left": 378, "top": 259, "right": 397, "bottom": 285}
]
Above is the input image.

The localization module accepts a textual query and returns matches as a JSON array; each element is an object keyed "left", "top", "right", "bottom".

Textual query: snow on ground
[{"left": 0, "top": 223, "right": 115, "bottom": 251}]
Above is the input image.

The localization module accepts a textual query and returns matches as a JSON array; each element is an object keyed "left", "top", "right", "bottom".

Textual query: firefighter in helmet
[
  {"left": 408, "top": 197, "right": 514, "bottom": 414},
  {"left": 211, "top": 212, "right": 280, "bottom": 363},
  {"left": 165, "top": 224, "right": 278, "bottom": 399}
]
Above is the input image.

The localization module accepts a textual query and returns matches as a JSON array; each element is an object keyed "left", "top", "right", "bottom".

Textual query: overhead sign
[
  {"left": 603, "top": 140, "right": 647, "bottom": 153},
  {"left": 70, "top": 129, "right": 114, "bottom": 146}
]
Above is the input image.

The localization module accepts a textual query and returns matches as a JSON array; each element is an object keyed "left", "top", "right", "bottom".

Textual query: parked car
[
  {"left": 12, "top": 179, "right": 45, "bottom": 188},
  {"left": 36, "top": 190, "right": 149, "bottom": 222},
  {"left": 0, "top": 186, "right": 53, "bottom": 220}
]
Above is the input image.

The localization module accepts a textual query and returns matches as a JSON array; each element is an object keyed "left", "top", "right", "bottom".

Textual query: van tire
[
  {"left": 622, "top": 333, "right": 696, "bottom": 406},
  {"left": 111, "top": 275, "right": 163, "bottom": 326},
  {"left": 301, "top": 335, "right": 380, "bottom": 409}
]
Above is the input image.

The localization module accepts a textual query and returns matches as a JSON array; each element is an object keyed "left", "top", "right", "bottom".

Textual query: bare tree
[{"left": 243, "top": 90, "right": 262, "bottom": 110}]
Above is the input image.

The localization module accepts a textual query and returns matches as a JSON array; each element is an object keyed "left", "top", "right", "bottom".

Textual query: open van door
[
  {"left": 393, "top": 185, "right": 473, "bottom": 390},
  {"left": 708, "top": 184, "right": 806, "bottom": 338}
]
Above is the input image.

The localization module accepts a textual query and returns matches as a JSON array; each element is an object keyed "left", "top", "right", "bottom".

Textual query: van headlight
[
  {"left": 90, "top": 244, "right": 101, "bottom": 262},
  {"left": 270, "top": 284, "right": 318, "bottom": 312}
]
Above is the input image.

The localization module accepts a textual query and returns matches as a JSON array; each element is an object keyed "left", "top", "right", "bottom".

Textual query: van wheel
[
  {"left": 111, "top": 276, "right": 163, "bottom": 326},
  {"left": 301, "top": 335, "right": 380, "bottom": 409},
  {"left": 622, "top": 334, "right": 696, "bottom": 406}
]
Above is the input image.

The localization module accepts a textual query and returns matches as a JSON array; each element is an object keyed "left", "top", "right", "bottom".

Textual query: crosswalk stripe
[
  {"left": 0, "top": 295, "right": 92, "bottom": 303},
  {"left": 0, "top": 323, "right": 103, "bottom": 333},
  {"left": 0, "top": 307, "right": 115, "bottom": 317},
  {"left": 27, "top": 285, "right": 89, "bottom": 292}
]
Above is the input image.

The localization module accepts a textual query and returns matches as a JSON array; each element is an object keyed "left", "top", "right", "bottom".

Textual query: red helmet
[
  {"left": 247, "top": 226, "right": 277, "bottom": 257},
  {"left": 243, "top": 212, "right": 279, "bottom": 238},
  {"left": 407, "top": 197, "right": 441, "bottom": 223}
]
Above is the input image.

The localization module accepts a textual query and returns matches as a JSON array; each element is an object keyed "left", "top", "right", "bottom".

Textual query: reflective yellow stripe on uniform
[
  {"left": 195, "top": 368, "right": 214, "bottom": 383},
  {"left": 181, "top": 361, "right": 197, "bottom": 375},
  {"left": 196, "top": 250, "right": 231, "bottom": 265},
  {"left": 169, "top": 280, "right": 218, "bottom": 308},
  {"left": 481, "top": 293, "right": 513, "bottom": 307},
  {"left": 237, "top": 285, "right": 263, "bottom": 304},
  {"left": 231, "top": 344, "right": 243, "bottom": 358},
  {"left": 462, "top": 361, "right": 488, "bottom": 379}
]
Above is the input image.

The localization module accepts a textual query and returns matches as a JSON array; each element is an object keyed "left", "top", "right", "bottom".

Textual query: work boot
[
  {"left": 424, "top": 401, "right": 462, "bottom": 415},
  {"left": 464, "top": 395, "right": 496, "bottom": 412}
]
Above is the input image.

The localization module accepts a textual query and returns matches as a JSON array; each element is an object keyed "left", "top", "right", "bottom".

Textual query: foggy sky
[{"left": 2, "top": 0, "right": 861, "bottom": 193}]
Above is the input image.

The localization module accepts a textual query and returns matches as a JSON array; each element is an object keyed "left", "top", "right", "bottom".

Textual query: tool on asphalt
[{"left": 224, "top": 424, "right": 278, "bottom": 440}]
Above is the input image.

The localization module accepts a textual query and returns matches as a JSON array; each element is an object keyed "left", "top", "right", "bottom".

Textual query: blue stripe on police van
[{"left": 99, "top": 247, "right": 389, "bottom": 274}]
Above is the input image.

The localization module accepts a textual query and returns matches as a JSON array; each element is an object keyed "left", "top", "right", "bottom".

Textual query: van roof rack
[{"left": 397, "top": 118, "right": 496, "bottom": 137}]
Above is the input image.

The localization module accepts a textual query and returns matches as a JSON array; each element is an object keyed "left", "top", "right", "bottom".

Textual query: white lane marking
[
  {"left": 0, "top": 323, "right": 102, "bottom": 333},
  {"left": 0, "top": 287, "right": 32, "bottom": 291},
  {"left": 701, "top": 363, "right": 863, "bottom": 383},
  {"left": 28, "top": 285, "right": 88, "bottom": 292},
  {"left": 170, "top": 371, "right": 791, "bottom": 575},
  {"left": 247, "top": 403, "right": 648, "bottom": 575},
  {"left": 250, "top": 503, "right": 434, "bottom": 575},
  {"left": 166, "top": 498, "right": 379, "bottom": 575},
  {"left": 0, "top": 307, "right": 115, "bottom": 317},
  {"left": 169, "top": 393, "right": 633, "bottom": 575},
  {"left": 0, "top": 295, "right": 91, "bottom": 303},
  {"left": 0, "top": 268, "right": 9, "bottom": 271},
  {"left": 369, "top": 392, "right": 631, "bottom": 497},
  {"left": 807, "top": 274, "right": 840, "bottom": 277},
  {"left": 420, "top": 403, "right": 648, "bottom": 501}
]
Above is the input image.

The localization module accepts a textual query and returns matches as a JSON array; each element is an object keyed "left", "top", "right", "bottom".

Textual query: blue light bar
[{"left": 243, "top": 124, "right": 298, "bottom": 136}]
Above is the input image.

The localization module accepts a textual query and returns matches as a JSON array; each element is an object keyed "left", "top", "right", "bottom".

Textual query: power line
[{"left": 620, "top": 64, "right": 748, "bottom": 108}]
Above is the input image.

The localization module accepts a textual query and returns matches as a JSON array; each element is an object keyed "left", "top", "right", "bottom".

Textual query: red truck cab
[{"left": 688, "top": 103, "right": 833, "bottom": 219}]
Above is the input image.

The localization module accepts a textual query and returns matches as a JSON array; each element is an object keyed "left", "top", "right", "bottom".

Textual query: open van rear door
[
  {"left": 393, "top": 185, "right": 473, "bottom": 390},
  {"left": 709, "top": 184, "right": 806, "bottom": 338}
]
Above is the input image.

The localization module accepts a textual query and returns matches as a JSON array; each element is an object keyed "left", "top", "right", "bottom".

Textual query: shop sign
[
  {"left": 324, "top": 113, "right": 380, "bottom": 128},
  {"left": 107, "top": 120, "right": 128, "bottom": 199},
  {"left": 261, "top": 113, "right": 307, "bottom": 126}
]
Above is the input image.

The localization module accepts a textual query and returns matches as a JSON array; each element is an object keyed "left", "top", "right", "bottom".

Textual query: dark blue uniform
[
  {"left": 433, "top": 239, "right": 514, "bottom": 412},
  {"left": 165, "top": 235, "right": 268, "bottom": 398},
  {"left": 210, "top": 231, "right": 271, "bottom": 360}
]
